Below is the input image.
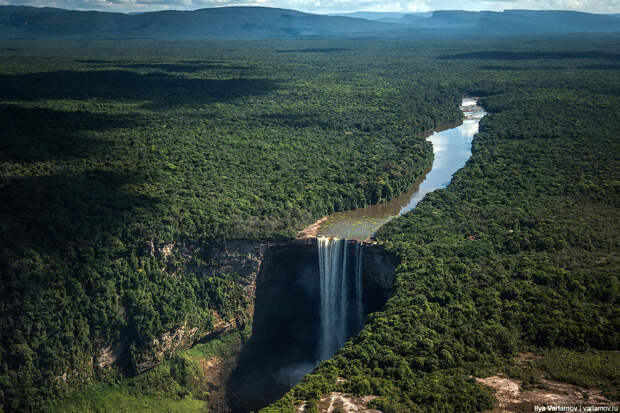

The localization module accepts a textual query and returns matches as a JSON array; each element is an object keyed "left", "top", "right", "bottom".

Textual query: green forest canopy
[{"left": 0, "top": 35, "right": 618, "bottom": 411}]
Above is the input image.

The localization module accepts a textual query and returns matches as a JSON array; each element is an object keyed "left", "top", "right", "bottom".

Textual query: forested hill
[
  {"left": 0, "top": 6, "right": 396, "bottom": 37},
  {"left": 415, "top": 10, "right": 620, "bottom": 34},
  {"left": 0, "top": 6, "right": 619, "bottom": 37}
]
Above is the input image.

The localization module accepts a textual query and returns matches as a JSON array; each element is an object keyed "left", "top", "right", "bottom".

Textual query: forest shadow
[
  {"left": 479, "top": 65, "right": 566, "bottom": 71},
  {"left": 0, "top": 104, "right": 140, "bottom": 162},
  {"left": 578, "top": 64, "right": 620, "bottom": 70},
  {"left": 115, "top": 63, "right": 247, "bottom": 72},
  {"left": 276, "top": 48, "right": 353, "bottom": 53},
  {"left": 0, "top": 170, "right": 158, "bottom": 256},
  {"left": 439, "top": 51, "right": 620, "bottom": 60},
  {"left": 77, "top": 60, "right": 248, "bottom": 73},
  {"left": 0, "top": 70, "right": 278, "bottom": 109}
]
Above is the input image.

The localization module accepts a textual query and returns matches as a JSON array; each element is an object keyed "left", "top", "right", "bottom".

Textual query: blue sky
[{"left": 1, "top": 0, "right": 619, "bottom": 14}]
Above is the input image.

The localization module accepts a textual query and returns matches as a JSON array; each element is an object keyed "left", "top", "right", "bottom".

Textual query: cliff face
[
  {"left": 86, "top": 239, "right": 269, "bottom": 376},
  {"left": 131, "top": 239, "right": 272, "bottom": 373},
  {"left": 361, "top": 243, "right": 397, "bottom": 312}
]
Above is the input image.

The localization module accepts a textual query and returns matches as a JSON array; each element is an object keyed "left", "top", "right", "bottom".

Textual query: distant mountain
[
  {"left": 415, "top": 10, "right": 620, "bottom": 34},
  {"left": 419, "top": 10, "right": 482, "bottom": 29},
  {"left": 330, "top": 12, "right": 404, "bottom": 21},
  {"left": 395, "top": 12, "right": 434, "bottom": 24},
  {"left": 0, "top": 6, "right": 619, "bottom": 38},
  {"left": 329, "top": 12, "right": 434, "bottom": 24},
  {"left": 326, "top": 10, "right": 620, "bottom": 33},
  {"left": 489, "top": 10, "right": 620, "bottom": 34},
  {"left": 0, "top": 6, "right": 397, "bottom": 37},
  {"left": 0, "top": 6, "right": 132, "bottom": 36},
  {"left": 336, "top": 12, "right": 404, "bottom": 19}
]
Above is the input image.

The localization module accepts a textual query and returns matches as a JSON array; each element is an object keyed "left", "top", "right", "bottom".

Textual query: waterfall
[
  {"left": 317, "top": 237, "right": 364, "bottom": 362},
  {"left": 355, "top": 242, "right": 363, "bottom": 329},
  {"left": 339, "top": 241, "right": 348, "bottom": 348}
]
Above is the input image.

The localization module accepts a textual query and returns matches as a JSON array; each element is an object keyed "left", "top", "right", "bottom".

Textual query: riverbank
[{"left": 300, "top": 98, "right": 486, "bottom": 241}]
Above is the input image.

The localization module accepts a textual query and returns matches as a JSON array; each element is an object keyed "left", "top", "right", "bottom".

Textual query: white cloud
[{"left": 511, "top": 0, "right": 620, "bottom": 13}]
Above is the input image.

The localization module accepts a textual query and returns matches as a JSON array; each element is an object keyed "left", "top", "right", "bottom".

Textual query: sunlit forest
[{"left": 0, "top": 33, "right": 619, "bottom": 412}]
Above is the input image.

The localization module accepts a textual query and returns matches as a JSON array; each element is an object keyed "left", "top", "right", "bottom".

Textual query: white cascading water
[
  {"left": 355, "top": 242, "right": 363, "bottom": 329},
  {"left": 317, "top": 237, "right": 364, "bottom": 361},
  {"left": 339, "top": 240, "right": 348, "bottom": 349}
]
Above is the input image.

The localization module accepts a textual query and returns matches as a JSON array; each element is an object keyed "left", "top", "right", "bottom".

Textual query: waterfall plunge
[{"left": 317, "top": 237, "right": 364, "bottom": 361}]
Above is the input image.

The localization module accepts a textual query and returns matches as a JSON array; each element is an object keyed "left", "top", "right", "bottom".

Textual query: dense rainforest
[
  {"left": 0, "top": 33, "right": 619, "bottom": 412},
  {"left": 0, "top": 37, "right": 459, "bottom": 411}
]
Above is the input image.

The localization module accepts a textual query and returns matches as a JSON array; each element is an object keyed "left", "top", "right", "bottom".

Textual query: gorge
[{"left": 225, "top": 239, "right": 395, "bottom": 412}]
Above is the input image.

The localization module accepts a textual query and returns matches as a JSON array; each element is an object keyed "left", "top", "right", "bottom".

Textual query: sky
[{"left": 1, "top": 0, "right": 619, "bottom": 14}]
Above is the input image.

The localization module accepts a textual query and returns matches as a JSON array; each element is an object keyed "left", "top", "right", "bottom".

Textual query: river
[{"left": 315, "top": 97, "right": 486, "bottom": 241}]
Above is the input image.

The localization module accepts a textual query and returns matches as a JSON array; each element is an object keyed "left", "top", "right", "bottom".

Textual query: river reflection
[{"left": 317, "top": 98, "right": 486, "bottom": 241}]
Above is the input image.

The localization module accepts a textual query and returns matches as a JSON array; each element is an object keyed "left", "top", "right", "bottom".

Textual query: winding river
[{"left": 316, "top": 97, "right": 486, "bottom": 241}]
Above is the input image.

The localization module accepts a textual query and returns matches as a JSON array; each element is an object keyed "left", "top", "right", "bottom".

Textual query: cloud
[
  {"left": 3, "top": 0, "right": 619, "bottom": 14},
  {"left": 513, "top": 0, "right": 620, "bottom": 13}
]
